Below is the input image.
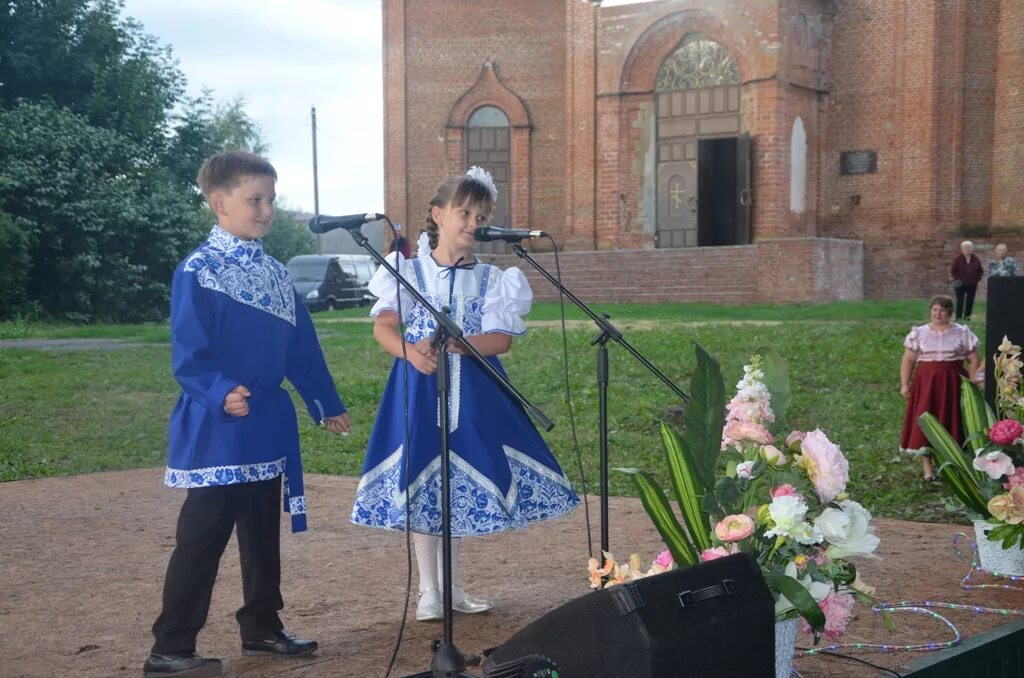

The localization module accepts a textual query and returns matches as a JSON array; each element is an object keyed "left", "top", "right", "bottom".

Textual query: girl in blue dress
[{"left": 350, "top": 167, "right": 579, "bottom": 621}]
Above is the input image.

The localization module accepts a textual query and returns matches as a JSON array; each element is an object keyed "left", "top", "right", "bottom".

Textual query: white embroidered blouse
[
  {"left": 903, "top": 323, "right": 979, "bottom": 362},
  {"left": 367, "top": 251, "right": 532, "bottom": 342}
]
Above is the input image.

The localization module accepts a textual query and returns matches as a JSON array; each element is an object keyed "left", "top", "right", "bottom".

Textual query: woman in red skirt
[{"left": 900, "top": 295, "right": 980, "bottom": 480}]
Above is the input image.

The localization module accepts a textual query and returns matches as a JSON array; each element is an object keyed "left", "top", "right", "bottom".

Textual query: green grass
[{"left": 0, "top": 303, "right": 988, "bottom": 525}]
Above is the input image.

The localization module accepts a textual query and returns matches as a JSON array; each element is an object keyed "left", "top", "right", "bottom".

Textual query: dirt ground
[{"left": 2, "top": 470, "right": 1023, "bottom": 678}]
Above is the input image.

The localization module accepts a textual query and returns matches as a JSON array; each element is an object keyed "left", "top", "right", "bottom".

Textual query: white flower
[
  {"left": 973, "top": 451, "right": 1016, "bottom": 480},
  {"left": 765, "top": 494, "right": 823, "bottom": 545},
  {"left": 736, "top": 461, "right": 755, "bottom": 478},
  {"left": 774, "top": 560, "right": 830, "bottom": 616},
  {"left": 814, "top": 500, "right": 880, "bottom": 559}
]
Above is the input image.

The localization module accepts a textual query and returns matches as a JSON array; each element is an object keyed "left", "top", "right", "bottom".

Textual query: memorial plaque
[{"left": 840, "top": 150, "right": 877, "bottom": 175}]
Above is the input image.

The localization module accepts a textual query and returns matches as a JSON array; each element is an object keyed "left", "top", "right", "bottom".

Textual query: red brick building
[{"left": 382, "top": 0, "right": 1024, "bottom": 303}]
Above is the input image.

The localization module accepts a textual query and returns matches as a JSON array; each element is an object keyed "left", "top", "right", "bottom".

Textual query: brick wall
[
  {"left": 386, "top": 0, "right": 1015, "bottom": 303},
  {"left": 993, "top": 0, "right": 1024, "bottom": 228},
  {"left": 382, "top": 0, "right": 566, "bottom": 233},
  {"left": 481, "top": 237, "right": 862, "bottom": 304}
]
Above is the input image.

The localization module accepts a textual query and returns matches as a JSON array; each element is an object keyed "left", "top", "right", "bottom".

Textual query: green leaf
[
  {"left": 767, "top": 572, "right": 826, "bottom": 633},
  {"left": 680, "top": 343, "right": 726, "bottom": 489},
  {"left": 961, "top": 379, "right": 990, "bottom": 455},
  {"left": 619, "top": 468, "right": 699, "bottom": 566},
  {"left": 918, "top": 412, "right": 988, "bottom": 514},
  {"left": 757, "top": 347, "right": 791, "bottom": 435},
  {"left": 660, "top": 422, "right": 712, "bottom": 552}
]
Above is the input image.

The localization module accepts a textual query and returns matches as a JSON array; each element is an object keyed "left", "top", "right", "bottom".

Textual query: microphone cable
[
  {"left": 548, "top": 237, "right": 594, "bottom": 558},
  {"left": 383, "top": 219, "right": 413, "bottom": 678}
]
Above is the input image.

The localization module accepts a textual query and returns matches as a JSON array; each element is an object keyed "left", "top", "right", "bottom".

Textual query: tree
[
  {"left": 263, "top": 208, "right": 315, "bottom": 264},
  {"left": 0, "top": 0, "right": 185, "bottom": 149},
  {"left": 162, "top": 91, "right": 270, "bottom": 207},
  {"left": 0, "top": 101, "right": 203, "bottom": 322}
]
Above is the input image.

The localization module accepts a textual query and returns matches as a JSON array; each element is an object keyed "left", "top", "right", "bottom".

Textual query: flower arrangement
[
  {"left": 587, "top": 550, "right": 676, "bottom": 589},
  {"left": 919, "top": 336, "right": 1024, "bottom": 548},
  {"left": 618, "top": 346, "right": 879, "bottom": 639}
]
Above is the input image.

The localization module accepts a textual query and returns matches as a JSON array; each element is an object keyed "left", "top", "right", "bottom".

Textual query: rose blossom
[
  {"left": 736, "top": 461, "right": 755, "bottom": 479},
  {"left": 653, "top": 550, "right": 674, "bottom": 569},
  {"left": 973, "top": 450, "right": 1015, "bottom": 480},
  {"left": 723, "top": 420, "right": 774, "bottom": 445},
  {"left": 785, "top": 430, "right": 806, "bottom": 449},
  {"left": 800, "top": 590, "right": 856, "bottom": 640},
  {"left": 799, "top": 429, "right": 849, "bottom": 503},
  {"left": 700, "top": 546, "right": 731, "bottom": 562},
  {"left": 715, "top": 514, "right": 755, "bottom": 542},
  {"left": 772, "top": 484, "right": 798, "bottom": 499},
  {"left": 990, "top": 419, "right": 1024, "bottom": 446}
]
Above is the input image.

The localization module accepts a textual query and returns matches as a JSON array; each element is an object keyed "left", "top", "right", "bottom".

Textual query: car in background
[{"left": 286, "top": 254, "right": 378, "bottom": 311}]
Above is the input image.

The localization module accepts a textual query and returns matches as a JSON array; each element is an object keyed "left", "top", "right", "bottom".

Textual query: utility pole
[{"left": 311, "top": 105, "right": 322, "bottom": 254}]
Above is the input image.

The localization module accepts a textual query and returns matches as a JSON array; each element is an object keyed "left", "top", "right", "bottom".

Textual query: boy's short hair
[{"left": 196, "top": 151, "right": 277, "bottom": 197}]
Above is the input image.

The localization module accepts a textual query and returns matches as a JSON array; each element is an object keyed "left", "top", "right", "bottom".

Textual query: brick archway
[
  {"left": 619, "top": 9, "right": 768, "bottom": 92},
  {"left": 445, "top": 60, "right": 531, "bottom": 228}
]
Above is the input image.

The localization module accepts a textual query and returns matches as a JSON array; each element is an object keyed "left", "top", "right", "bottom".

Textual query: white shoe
[
  {"left": 452, "top": 587, "right": 493, "bottom": 614},
  {"left": 416, "top": 588, "right": 443, "bottom": 622}
]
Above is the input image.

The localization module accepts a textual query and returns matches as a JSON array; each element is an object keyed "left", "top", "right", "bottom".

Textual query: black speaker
[
  {"left": 483, "top": 554, "right": 774, "bottom": 678},
  {"left": 985, "top": 276, "right": 1024, "bottom": 408}
]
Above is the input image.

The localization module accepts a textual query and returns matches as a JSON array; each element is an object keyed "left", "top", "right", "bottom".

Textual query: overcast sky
[{"left": 122, "top": 0, "right": 384, "bottom": 216}]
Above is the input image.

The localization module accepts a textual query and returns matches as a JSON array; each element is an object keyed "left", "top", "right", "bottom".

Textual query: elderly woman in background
[
  {"left": 950, "top": 240, "right": 984, "bottom": 322},
  {"left": 900, "top": 295, "right": 980, "bottom": 480},
  {"left": 987, "top": 243, "right": 1020, "bottom": 278}
]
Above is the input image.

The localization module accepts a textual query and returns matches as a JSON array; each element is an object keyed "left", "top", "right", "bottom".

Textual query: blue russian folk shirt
[{"left": 165, "top": 226, "right": 345, "bottom": 532}]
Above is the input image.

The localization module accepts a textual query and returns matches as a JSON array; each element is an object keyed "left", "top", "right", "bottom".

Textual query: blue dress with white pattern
[{"left": 350, "top": 252, "right": 579, "bottom": 536}]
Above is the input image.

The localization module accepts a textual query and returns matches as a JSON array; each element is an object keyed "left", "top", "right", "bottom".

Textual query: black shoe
[
  {"left": 241, "top": 629, "right": 318, "bottom": 657},
  {"left": 142, "top": 652, "right": 222, "bottom": 677}
]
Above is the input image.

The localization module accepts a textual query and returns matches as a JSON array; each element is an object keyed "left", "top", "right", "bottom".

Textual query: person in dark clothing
[{"left": 950, "top": 240, "right": 984, "bottom": 322}]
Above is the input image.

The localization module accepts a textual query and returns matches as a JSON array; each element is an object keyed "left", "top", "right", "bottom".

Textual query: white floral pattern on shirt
[{"left": 184, "top": 226, "right": 296, "bottom": 325}]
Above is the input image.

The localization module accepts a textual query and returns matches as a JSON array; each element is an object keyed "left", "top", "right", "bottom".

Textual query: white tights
[{"left": 412, "top": 532, "right": 463, "bottom": 595}]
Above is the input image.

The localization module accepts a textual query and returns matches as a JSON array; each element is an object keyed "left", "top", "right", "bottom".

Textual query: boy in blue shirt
[{"left": 144, "top": 151, "right": 350, "bottom": 677}]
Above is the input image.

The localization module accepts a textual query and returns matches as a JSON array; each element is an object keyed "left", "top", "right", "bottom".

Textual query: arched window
[
  {"left": 655, "top": 33, "right": 741, "bottom": 93},
  {"left": 466, "top": 105, "right": 511, "bottom": 253},
  {"left": 468, "top": 106, "right": 509, "bottom": 127}
]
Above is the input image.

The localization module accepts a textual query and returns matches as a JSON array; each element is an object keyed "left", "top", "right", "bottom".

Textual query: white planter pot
[
  {"left": 973, "top": 519, "right": 1024, "bottom": 576},
  {"left": 775, "top": 617, "right": 798, "bottom": 678}
]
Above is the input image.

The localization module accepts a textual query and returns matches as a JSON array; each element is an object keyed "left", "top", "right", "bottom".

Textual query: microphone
[
  {"left": 308, "top": 213, "right": 384, "bottom": 234},
  {"left": 473, "top": 226, "right": 548, "bottom": 243}
]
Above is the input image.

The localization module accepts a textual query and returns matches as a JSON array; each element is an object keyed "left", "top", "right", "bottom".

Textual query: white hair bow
[{"left": 466, "top": 166, "right": 498, "bottom": 202}]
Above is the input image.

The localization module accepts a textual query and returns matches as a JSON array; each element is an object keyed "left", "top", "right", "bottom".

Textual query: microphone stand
[
  {"left": 508, "top": 242, "right": 689, "bottom": 560},
  {"left": 345, "top": 224, "right": 554, "bottom": 678}
]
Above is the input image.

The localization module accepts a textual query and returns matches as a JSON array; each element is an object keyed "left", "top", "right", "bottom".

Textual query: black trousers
[
  {"left": 151, "top": 476, "right": 284, "bottom": 655},
  {"left": 954, "top": 284, "right": 978, "bottom": 320}
]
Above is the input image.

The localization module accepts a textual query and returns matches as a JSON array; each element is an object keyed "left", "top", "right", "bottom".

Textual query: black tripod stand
[
  {"left": 509, "top": 243, "right": 690, "bottom": 558},
  {"left": 344, "top": 224, "right": 553, "bottom": 678}
]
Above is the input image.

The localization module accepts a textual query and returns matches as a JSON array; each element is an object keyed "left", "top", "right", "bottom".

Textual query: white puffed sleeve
[
  {"left": 903, "top": 326, "right": 921, "bottom": 352},
  {"left": 964, "top": 326, "right": 980, "bottom": 354},
  {"left": 481, "top": 266, "right": 532, "bottom": 335},
  {"left": 368, "top": 252, "right": 415, "bottom": 319}
]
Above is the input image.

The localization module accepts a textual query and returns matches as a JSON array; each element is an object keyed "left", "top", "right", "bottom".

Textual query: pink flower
[
  {"left": 990, "top": 419, "right": 1024, "bottom": 445},
  {"left": 700, "top": 547, "right": 731, "bottom": 562},
  {"left": 772, "top": 484, "right": 798, "bottom": 499},
  {"left": 723, "top": 420, "right": 774, "bottom": 445},
  {"left": 973, "top": 450, "right": 1015, "bottom": 480},
  {"left": 653, "top": 550, "right": 674, "bottom": 569},
  {"left": 785, "top": 431, "right": 806, "bottom": 449},
  {"left": 800, "top": 590, "right": 856, "bottom": 640},
  {"left": 736, "top": 461, "right": 755, "bottom": 478},
  {"left": 798, "top": 429, "right": 849, "bottom": 504},
  {"left": 715, "top": 514, "right": 755, "bottom": 542},
  {"left": 1004, "top": 467, "right": 1024, "bottom": 491}
]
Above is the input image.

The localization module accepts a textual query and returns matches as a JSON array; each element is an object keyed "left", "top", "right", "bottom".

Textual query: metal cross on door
[{"left": 657, "top": 158, "right": 698, "bottom": 248}]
